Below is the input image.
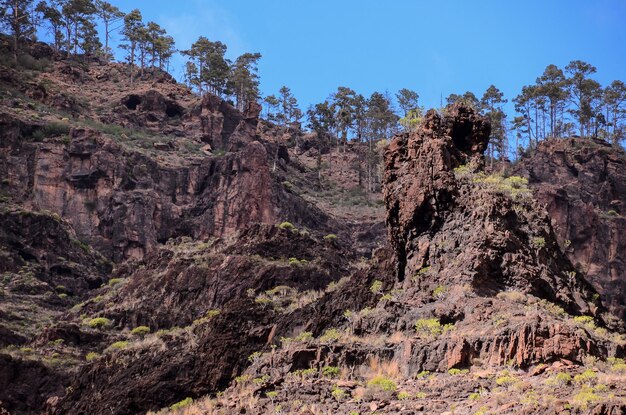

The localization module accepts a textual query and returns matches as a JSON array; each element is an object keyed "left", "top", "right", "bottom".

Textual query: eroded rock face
[
  {"left": 1, "top": 120, "right": 311, "bottom": 261},
  {"left": 383, "top": 105, "right": 490, "bottom": 282},
  {"left": 383, "top": 105, "right": 598, "bottom": 315},
  {"left": 513, "top": 138, "right": 626, "bottom": 321}
]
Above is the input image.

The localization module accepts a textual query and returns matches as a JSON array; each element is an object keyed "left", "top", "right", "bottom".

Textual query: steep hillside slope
[{"left": 0, "top": 46, "right": 384, "bottom": 415}]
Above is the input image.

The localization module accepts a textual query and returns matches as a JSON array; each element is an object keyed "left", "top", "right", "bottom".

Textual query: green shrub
[
  {"left": 608, "top": 357, "right": 626, "bottom": 373},
  {"left": 86, "top": 352, "right": 100, "bottom": 361},
  {"left": 367, "top": 375, "right": 397, "bottom": 392},
  {"left": 495, "top": 372, "right": 517, "bottom": 387},
  {"left": 323, "top": 234, "right": 338, "bottom": 240},
  {"left": 319, "top": 328, "right": 342, "bottom": 343},
  {"left": 322, "top": 366, "right": 340, "bottom": 378},
  {"left": 109, "top": 341, "right": 129, "bottom": 350},
  {"left": 574, "top": 315, "right": 596, "bottom": 329},
  {"left": 87, "top": 317, "right": 111, "bottom": 329},
  {"left": 370, "top": 280, "right": 383, "bottom": 294},
  {"left": 414, "top": 318, "right": 453, "bottom": 337},
  {"left": 432, "top": 285, "right": 447, "bottom": 299},
  {"left": 448, "top": 368, "right": 469, "bottom": 375},
  {"left": 532, "top": 237, "right": 546, "bottom": 248},
  {"left": 108, "top": 278, "right": 123, "bottom": 286},
  {"left": 415, "top": 370, "right": 430, "bottom": 379},
  {"left": 19, "top": 347, "right": 33, "bottom": 354},
  {"left": 397, "top": 391, "right": 411, "bottom": 400},
  {"left": 205, "top": 309, "right": 220, "bottom": 318},
  {"left": 32, "top": 122, "right": 71, "bottom": 141},
  {"left": 574, "top": 369, "right": 597, "bottom": 385},
  {"left": 573, "top": 386, "right": 600, "bottom": 409},
  {"left": 278, "top": 221, "right": 295, "bottom": 230},
  {"left": 291, "top": 331, "right": 313, "bottom": 342},
  {"left": 248, "top": 351, "right": 262, "bottom": 363},
  {"left": 130, "top": 326, "right": 150, "bottom": 336},
  {"left": 548, "top": 372, "right": 572, "bottom": 386},
  {"left": 331, "top": 385, "right": 346, "bottom": 400},
  {"left": 170, "top": 397, "right": 193, "bottom": 410}
]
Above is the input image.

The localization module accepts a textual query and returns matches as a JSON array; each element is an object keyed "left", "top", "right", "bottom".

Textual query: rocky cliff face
[
  {"left": 513, "top": 138, "right": 626, "bottom": 321},
  {"left": 185, "top": 105, "right": 625, "bottom": 415},
  {"left": 1, "top": 106, "right": 332, "bottom": 262}
]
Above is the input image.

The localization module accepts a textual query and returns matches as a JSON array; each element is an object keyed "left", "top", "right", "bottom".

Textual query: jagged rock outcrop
[
  {"left": 383, "top": 105, "right": 490, "bottom": 282},
  {"left": 384, "top": 104, "right": 599, "bottom": 315},
  {"left": 513, "top": 138, "right": 626, "bottom": 321}
]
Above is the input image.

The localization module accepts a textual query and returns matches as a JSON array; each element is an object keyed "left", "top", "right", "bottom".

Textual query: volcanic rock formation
[{"left": 514, "top": 138, "right": 626, "bottom": 321}]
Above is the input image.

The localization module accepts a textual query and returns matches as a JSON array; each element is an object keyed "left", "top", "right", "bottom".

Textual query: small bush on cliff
[
  {"left": 370, "top": 280, "right": 383, "bottom": 294},
  {"left": 414, "top": 318, "right": 453, "bottom": 338},
  {"left": 574, "top": 315, "right": 596, "bottom": 330},
  {"left": 546, "top": 372, "right": 572, "bottom": 386},
  {"left": 322, "top": 366, "right": 340, "bottom": 378},
  {"left": 278, "top": 221, "right": 295, "bottom": 230},
  {"left": 87, "top": 317, "right": 111, "bottom": 329},
  {"left": 130, "top": 326, "right": 150, "bottom": 336},
  {"left": 331, "top": 385, "right": 347, "bottom": 401},
  {"left": 109, "top": 341, "right": 129, "bottom": 350},
  {"left": 319, "top": 328, "right": 342, "bottom": 343},
  {"left": 170, "top": 397, "right": 193, "bottom": 410},
  {"left": 323, "top": 233, "right": 338, "bottom": 241},
  {"left": 608, "top": 357, "right": 626, "bottom": 373},
  {"left": 574, "top": 369, "right": 597, "bottom": 385},
  {"left": 366, "top": 375, "right": 397, "bottom": 399},
  {"left": 495, "top": 371, "right": 518, "bottom": 388},
  {"left": 572, "top": 386, "right": 601, "bottom": 410},
  {"left": 85, "top": 352, "right": 100, "bottom": 361},
  {"left": 432, "top": 285, "right": 447, "bottom": 299},
  {"left": 473, "top": 173, "right": 532, "bottom": 200},
  {"left": 31, "top": 123, "right": 71, "bottom": 141}
]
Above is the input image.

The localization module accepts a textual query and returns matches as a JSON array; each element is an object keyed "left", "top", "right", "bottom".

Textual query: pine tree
[
  {"left": 446, "top": 91, "right": 479, "bottom": 108},
  {"left": 184, "top": 61, "right": 199, "bottom": 90},
  {"left": 277, "top": 86, "right": 301, "bottom": 126},
  {"left": 59, "top": 0, "right": 97, "bottom": 55},
  {"left": 330, "top": 86, "right": 357, "bottom": 144},
  {"left": 536, "top": 64, "right": 569, "bottom": 137},
  {"left": 263, "top": 94, "right": 279, "bottom": 122},
  {"left": 153, "top": 34, "right": 174, "bottom": 71},
  {"left": 481, "top": 85, "right": 508, "bottom": 163},
  {"left": 228, "top": 52, "right": 261, "bottom": 111},
  {"left": 36, "top": 1, "right": 64, "bottom": 51},
  {"left": 94, "top": 0, "right": 123, "bottom": 60},
  {"left": 603, "top": 80, "right": 626, "bottom": 145},
  {"left": 120, "top": 8, "right": 142, "bottom": 84},
  {"left": 565, "top": 60, "right": 602, "bottom": 137},
  {"left": 182, "top": 37, "right": 230, "bottom": 96},
  {"left": 395, "top": 88, "right": 419, "bottom": 117},
  {"left": 1, "top": 0, "right": 36, "bottom": 63}
]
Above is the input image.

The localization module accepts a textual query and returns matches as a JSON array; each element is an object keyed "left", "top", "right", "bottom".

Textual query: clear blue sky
[{"left": 106, "top": 0, "right": 625, "bottom": 112}]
